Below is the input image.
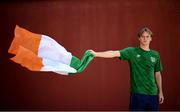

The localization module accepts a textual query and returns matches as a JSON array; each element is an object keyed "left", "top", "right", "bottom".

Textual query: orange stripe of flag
[
  {"left": 8, "top": 25, "right": 41, "bottom": 55},
  {"left": 10, "top": 46, "right": 43, "bottom": 71}
]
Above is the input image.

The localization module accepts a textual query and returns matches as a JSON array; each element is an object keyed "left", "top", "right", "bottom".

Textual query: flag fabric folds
[{"left": 8, "top": 25, "right": 94, "bottom": 75}]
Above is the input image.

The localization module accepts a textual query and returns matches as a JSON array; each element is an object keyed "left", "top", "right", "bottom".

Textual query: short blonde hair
[{"left": 138, "top": 27, "right": 153, "bottom": 37}]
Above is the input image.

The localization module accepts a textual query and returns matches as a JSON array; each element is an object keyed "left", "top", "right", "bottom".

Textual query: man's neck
[{"left": 140, "top": 44, "right": 150, "bottom": 51}]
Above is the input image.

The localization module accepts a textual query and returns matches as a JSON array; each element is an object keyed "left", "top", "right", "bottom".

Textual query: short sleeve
[
  {"left": 155, "top": 54, "right": 163, "bottom": 72},
  {"left": 119, "top": 47, "right": 133, "bottom": 61}
]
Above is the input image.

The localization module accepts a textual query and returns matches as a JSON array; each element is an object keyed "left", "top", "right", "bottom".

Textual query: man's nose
[{"left": 144, "top": 36, "right": 148, "bottom": 39}]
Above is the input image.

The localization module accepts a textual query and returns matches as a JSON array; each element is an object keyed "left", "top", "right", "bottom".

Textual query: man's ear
[{"left": 150, "top": 37, "right": 152, "bottom": 41}]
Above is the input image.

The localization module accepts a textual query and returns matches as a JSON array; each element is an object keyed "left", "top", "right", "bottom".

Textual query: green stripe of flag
[{"left": 70, "top": 50, "right": 94, "bottom": 75}]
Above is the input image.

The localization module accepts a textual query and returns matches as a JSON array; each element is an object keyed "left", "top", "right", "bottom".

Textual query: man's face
[{"left": 139, "top": 31, "right": 152, "bottom": 46}]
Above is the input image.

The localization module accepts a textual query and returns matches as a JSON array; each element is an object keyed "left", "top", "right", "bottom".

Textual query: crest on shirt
[
  {"left": 136, "top": 54, "right": 141, "bottom": 58},
  {"left": 150, "top": 57, "right": 156, "bottom": 63}
]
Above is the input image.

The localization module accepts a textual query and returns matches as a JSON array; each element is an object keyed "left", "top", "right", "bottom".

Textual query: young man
[{"left": 89, "top": 27, "right": 164, "bottom": 111}]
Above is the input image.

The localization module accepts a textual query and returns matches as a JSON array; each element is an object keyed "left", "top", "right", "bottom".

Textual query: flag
[{"left": 8, "top": 25, "right": 94, "bottom": 75}]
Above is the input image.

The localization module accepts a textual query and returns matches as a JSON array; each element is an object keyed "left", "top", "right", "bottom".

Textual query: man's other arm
[{"left": 155, "top": 71, "right": 164, "bottom": 104}]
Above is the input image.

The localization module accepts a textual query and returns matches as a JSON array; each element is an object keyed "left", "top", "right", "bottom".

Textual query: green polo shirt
[{"left": 119, "top": 47, "right": 163, "bottom": 95}]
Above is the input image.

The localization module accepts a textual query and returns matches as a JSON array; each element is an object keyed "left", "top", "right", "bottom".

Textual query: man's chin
[{"left": 141, "top": 43, "right": 150, "bottom": 46}]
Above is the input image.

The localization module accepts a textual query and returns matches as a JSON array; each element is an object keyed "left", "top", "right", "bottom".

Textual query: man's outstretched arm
[{"left": 89, "top": 50, "right": 120, "bottom": 58}]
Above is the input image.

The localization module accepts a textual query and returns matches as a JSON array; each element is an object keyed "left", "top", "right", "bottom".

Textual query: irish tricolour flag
[{"left": 8, "top": 25, "right": 94, "bottom": 75}]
